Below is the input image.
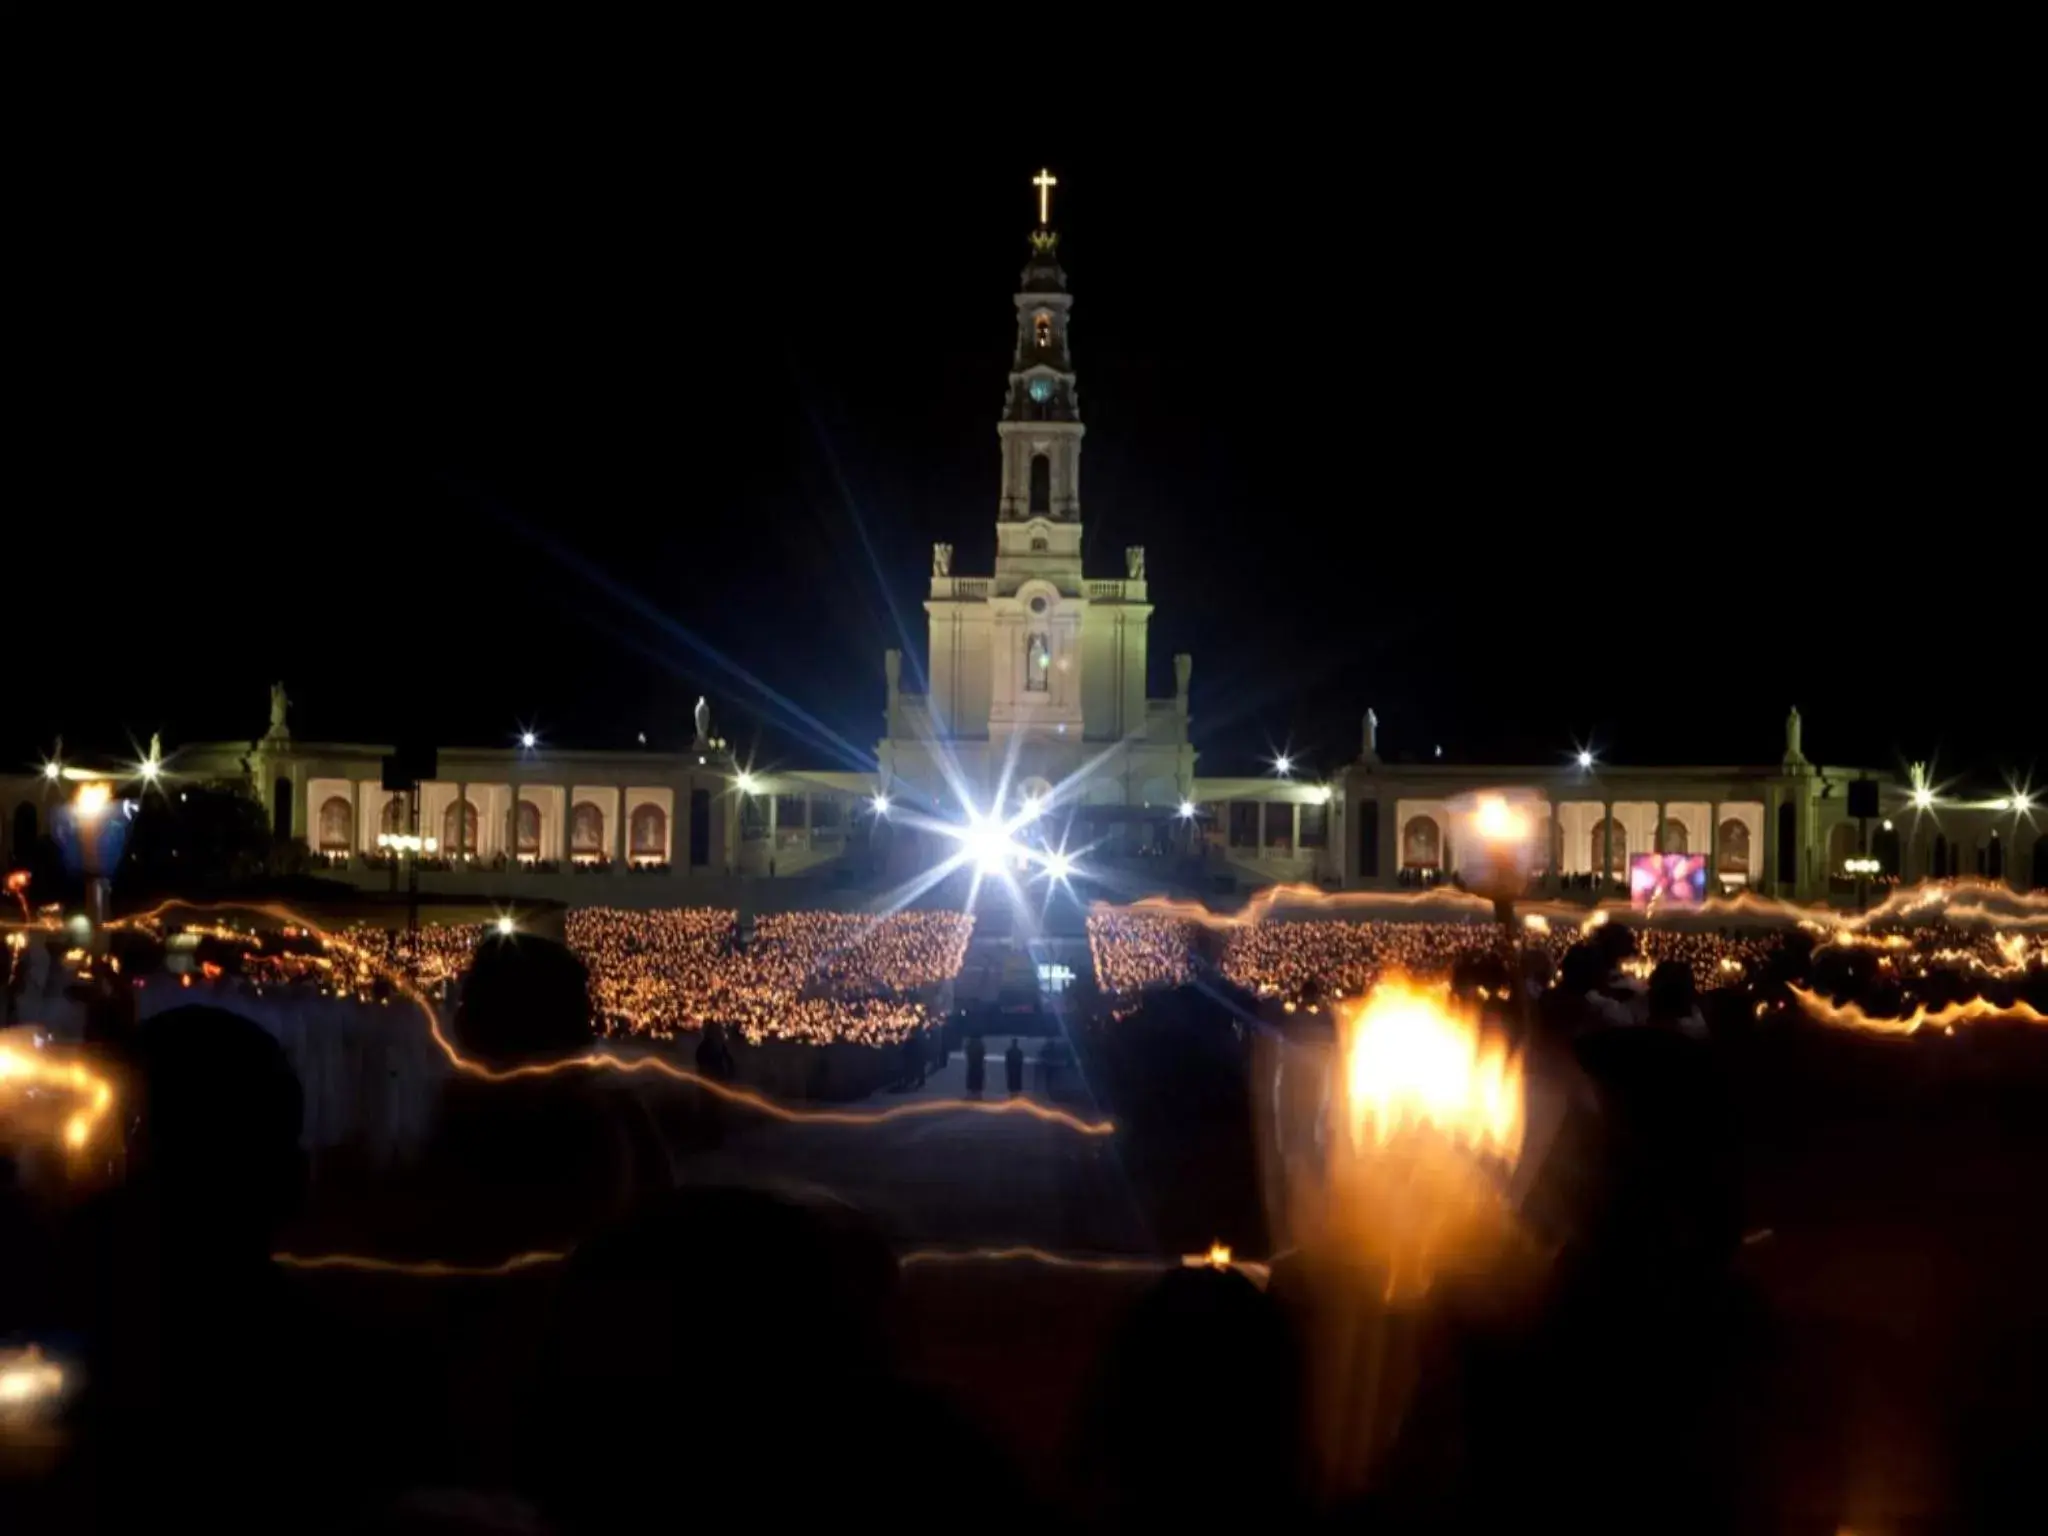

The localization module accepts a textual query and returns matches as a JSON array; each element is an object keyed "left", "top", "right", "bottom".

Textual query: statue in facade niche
[
  {"left": 1125, "top": 545, "right": 1145, "bottom": 580},
  {"left": 268, "top": 682, "right": 290, "bottom": 737},
  {"left": 694, "top": 695, "right": 712, "bottom": 747},
  {"left": 932, "top": 542, "right": 953, "bottom": 577}
]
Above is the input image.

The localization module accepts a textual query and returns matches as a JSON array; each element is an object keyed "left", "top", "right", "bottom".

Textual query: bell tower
[{"left": 996, "top": 171, "right": 1084, "bottom": 591}]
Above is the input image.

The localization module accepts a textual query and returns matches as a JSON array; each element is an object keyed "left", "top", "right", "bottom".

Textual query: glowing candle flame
[
  {"left": 0, "top": 1346, "right": 65, "bottom": 1408},
  {"left": 0, "top": 1041, "right": 117, "bottom": 1153},
  {"left": 1339, "top": 977, "right": 1523, "bottom": 1163}
]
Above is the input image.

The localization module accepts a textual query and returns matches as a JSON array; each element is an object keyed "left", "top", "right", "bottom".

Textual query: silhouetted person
[
  {"left": 80, "top": 1005, "right": 340, "bottom": 1527},
  {"left": 1, "top": 931, "right": 21, "bottom": 1022},
  {"left": 453, "top": 933, "right": 594, "bottom": 1065},
  {"left": 1074, "top": 1267, "right": 1304, "bottom": 1529},
  {"left": 965, "top": 1032, "right": 986, "bottom": 1095},
  {"left": 1647, "top": 959, "right": 1707, "bottom": 1038},
  {"left": 696, "top": 1017, "right": 736, "bottom": 1081},
  {"left": 533, "top": 1187, "right": 1022, "bottom": 1531},
  {"left": 1003, "top": 1037, "right": 1024, "bottom": 1095}
]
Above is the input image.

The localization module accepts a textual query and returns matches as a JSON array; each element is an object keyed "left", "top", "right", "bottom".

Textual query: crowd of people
[
  {"left": 1086, "top": 911, "right": 1200, "bottom": 1003},
  {"left": 564, "top": 906, "right": 972, "bottom": 1047},
  {"left": 1085, "top": 908, "right": 2047, "bottom": 1028},
  {"left": 129, "top": 908, "right": 976, "bottom": 1050}
]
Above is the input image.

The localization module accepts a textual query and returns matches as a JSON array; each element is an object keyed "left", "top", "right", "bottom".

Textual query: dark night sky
[{"left": 11, "top": 100, "right": 2036, "bottom": 790}]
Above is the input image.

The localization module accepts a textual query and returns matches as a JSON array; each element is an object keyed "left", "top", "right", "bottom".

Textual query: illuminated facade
[
  {"left": 4, "top": 184, "right": 2040, "bottom": 907},
  {"left": 877, "top": 215, "right": 1194, "bottom": 829}
]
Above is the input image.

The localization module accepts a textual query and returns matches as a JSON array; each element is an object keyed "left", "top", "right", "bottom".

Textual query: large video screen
[{"left": 1629, "top": 852, "right": 1708, "bottom": 907}]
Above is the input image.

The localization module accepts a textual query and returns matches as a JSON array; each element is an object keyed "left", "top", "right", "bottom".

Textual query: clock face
[{"left": 1028, "top": 376, "right": 1054, "bottom": 404}]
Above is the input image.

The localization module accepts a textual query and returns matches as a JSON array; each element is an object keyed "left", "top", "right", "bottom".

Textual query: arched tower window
[
  {"left": 380, "top": 795, "right": 408, "bottom": 836},
  {"left": 1033, "top": 312, "right": 1052, "bottom": 350},
  {"left": 1028, "top": 453, "right": 1051, "bottom": 514},
  {"left": 516, "top": 799, "right": 542, "bottom": 856}
]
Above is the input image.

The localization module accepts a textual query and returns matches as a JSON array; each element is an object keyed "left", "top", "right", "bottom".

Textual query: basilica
[{"left": 5, "top": 178, "right": 2041, "bottom": 905}]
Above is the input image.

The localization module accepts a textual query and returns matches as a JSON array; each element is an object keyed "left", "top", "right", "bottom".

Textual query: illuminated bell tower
[{"left": 994, "top": 180, "right": 1083, "bottom": 589}]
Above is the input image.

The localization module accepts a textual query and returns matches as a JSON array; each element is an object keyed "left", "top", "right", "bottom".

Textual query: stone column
[
  {"left": 554, "top": 786, "right": 569, "bottom": 862},
  {"left": 291, "top": 764, "right": 310, "bottom": 851},
  {"left": 352, "top": 779, "right": 366, "bottom": 866},
  {"left": 1653, "top": 800, "right": 1667, "bottom": 857},
  {"left": 1708, "top": 800, "right": 1722, "bottom": 882},
  {"left": 1762, "top": 786, "right": 1779, "bottom": 893},
  {"left": 1601, "top": 799, "right": 1614, "bottom": 890},
  {"left": 1291, "top": 803, "right": 1302, "bottom": 861},
  {"left": 507, "top": 765, "right": 521, "bottom": 864},
  {"left": 610, "top": 787, "right": 627, "bottom": 874},
  {"left": 1375, "top": 798, "right": 1397, "bottom": 888},
  {"left": 766, "top": 791, "right": 778, "bottom": 876},
  {"left": 1548, "top": 799, "right": 1564, "bottom": 891}
]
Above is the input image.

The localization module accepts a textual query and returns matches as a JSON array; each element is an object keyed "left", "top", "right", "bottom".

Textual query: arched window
[
  {"left": 516, "top": 799, "right": 542, "bottom": 856},
  {"left": 273, "top": 776, "right": 293, "bottom": 840},
  {"left": 572, "top": 801, "right": 605, "bottom": 855},
  {"left": 1401, "top": 815, "right": 1441, "bottom": 870},
  {"left": 1657, "top": 818, "right": 1688, "bottom": 854},
  {"left": 1025, "top": 632, "right": 1051, "bottom": 692},
  {"left": 1717, "top": 818, "right": 1751, "bottom": 874},
  {"left": 317, "top": 795, "right": 352, "bottom": 852},
  {"left": 1590, "top": 818, "right": 1628, "bottom": 876},
  {"left": 1932, "top": 832, "right": 1949, "bottom": 878},
  {"left": 1033, "top": 312, "right": 1052, "bottom": 350},
  {"left": 442, "top": 799, "right": 478, "bottom": 856},
  {"left": 1028, "top": 453, "right": 1051, "bottom": 514},
  {"left": 630, "top": 802, "right": 668, "bottom": 860},
  {"left": 1030, "top": 535, "right": 1048, "bottom": 553},
  {"left": 380, "top": 795, "right": 408, "bottom": 835},
  {"left": 1987, "top": 834, "right": 2004, "bottom": 880}
]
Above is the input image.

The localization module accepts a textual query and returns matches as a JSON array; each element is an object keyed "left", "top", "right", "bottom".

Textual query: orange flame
[
  {"left": 1338, "top": 977, "right": 1523, "bottom": 1164},
  {"left": 0, "top": 1038, "right": 116, "bottom": 1152}
]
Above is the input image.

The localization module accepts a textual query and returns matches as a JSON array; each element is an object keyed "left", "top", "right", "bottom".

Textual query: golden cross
[{"left": 1032, "top": 167, "right": 1058, "bottom": 226}]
